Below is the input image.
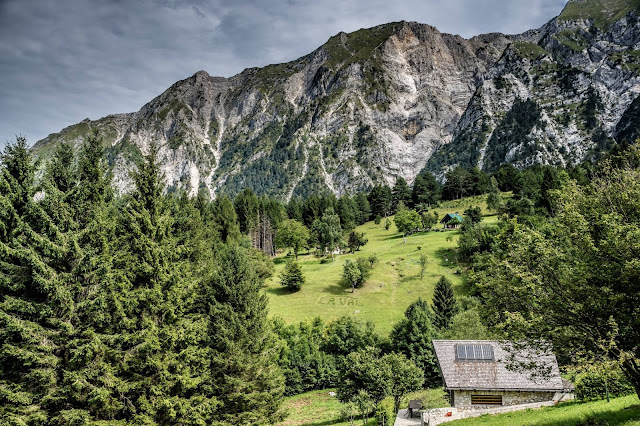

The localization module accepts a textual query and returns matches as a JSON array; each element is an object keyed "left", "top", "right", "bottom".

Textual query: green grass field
[
  {"left": 264, "top": 196, "right": 496, "bottom": 335},
  {"left": 277, "top": 390, "right": 640, "bottom": 426},
  {"left": 276, "top": 388, "right": 449, "bottom": 425},
  {"left": 450, "top": 394, "right": 640, "bottom": 425}
]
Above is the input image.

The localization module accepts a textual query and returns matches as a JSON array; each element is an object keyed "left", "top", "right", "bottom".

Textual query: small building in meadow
[
  {"left": 432, "top": 340, "right": 574, "bottom": 408},
  {"left": 440, "top": 213, "right": 463, "bottom": 229}
]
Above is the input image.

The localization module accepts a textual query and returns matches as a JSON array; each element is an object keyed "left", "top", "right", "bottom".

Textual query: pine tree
[
  {"left": 75, "top": 143, "right": 215, "bottom": 423},
  {"left": 206, "top": 245, "right": 285, "bottom": 424},
  {"left": 0, "top": 137, "right": 71, "bottom": 422},
  {"left": 280, "top": 259, "right": 305, "bottom": 291},
  {"left": 390, "top": 298, "right": 440, "bottom": 385},
  {"left": 432, "top": 276, "right": 458, "bottom": 330},
  {"left": 392, "top": 177, "right": 412, "bottom": 210},
  {"left": 412, "top": 171, "right": 440, "bottom": 207}
]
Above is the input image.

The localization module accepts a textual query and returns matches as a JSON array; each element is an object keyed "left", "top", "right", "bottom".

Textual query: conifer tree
[
  {"left": 392, "top": 177, "right": 412, "bottom": 210},
  {"left": 74, "top": 143, "right": 215, "bottom": 423},
  {"left": 0, "top": 137, "right": 70, "bottom": 422},
  {"left": 206, "top": 245, "right": 285, "bottom": 423},
  {"left": 432, "top": 276, "right": 458, "bottom": 330},
  {"left": 280, "top": 259, "right": 305, "bottom": 291},
  {"left": 390, "top": 298, "right": 439, "bottom": 385}
]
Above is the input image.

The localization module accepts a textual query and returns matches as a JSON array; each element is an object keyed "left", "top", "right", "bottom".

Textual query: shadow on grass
[
  {"left": 264, "top": 286, "right": 298, "bottom": 296},
  {"left": 434, "top": 247, "right": 459, "bottom": 268},
  {"left": 320, "top": 282, "right": 351, "bottom": 295},
  {"left": 305, "top": 416, "right": 375, "bottom": 426}
]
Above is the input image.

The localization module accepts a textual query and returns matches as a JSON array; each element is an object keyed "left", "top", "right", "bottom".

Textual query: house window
[
  {"left": 471, "top": 395, "right": 503, "bottom": 405},
  {"left": 455, "top": 344, "right": 494, "bottom": 361}
]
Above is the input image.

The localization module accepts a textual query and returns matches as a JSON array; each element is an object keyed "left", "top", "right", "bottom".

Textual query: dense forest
[{"left": 1, "top": 131, "right": 639, "bottom": 424}]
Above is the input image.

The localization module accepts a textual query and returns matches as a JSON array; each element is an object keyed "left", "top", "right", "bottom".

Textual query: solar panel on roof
[{"left": 455, "top": 344, "right": 494, "bottom": 361}]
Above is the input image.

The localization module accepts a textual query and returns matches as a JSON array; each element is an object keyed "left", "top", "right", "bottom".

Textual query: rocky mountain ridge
[{"left": 33, "top": 0, "right": 640, "bottom": 199}]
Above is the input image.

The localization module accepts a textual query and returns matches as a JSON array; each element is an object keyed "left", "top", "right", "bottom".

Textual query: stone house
[{"left": 432, "top": 340, "right": 575, "bottom": 408}]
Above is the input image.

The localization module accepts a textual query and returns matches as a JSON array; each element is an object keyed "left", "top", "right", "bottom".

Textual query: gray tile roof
[{"left": 433, "top": 340, "right": 572, "bottom": 392}]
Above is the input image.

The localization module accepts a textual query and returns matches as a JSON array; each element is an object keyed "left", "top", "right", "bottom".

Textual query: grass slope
[
  {"left": 450, "top": 394, "right": 640, "bottom": 425},
  {"left": 278, "top": 392, "right": 640, "bottom": 426},
  {"left": 265, "top": 196, "right": 495, "bottom": 336},
  {"left": 277, "top": 388, "right": 449, "bottom": 426}
]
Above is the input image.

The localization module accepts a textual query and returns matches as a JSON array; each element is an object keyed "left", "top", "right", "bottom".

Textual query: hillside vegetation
[{"left": 265, "top": 197, "right": 495, "bottom": 335}]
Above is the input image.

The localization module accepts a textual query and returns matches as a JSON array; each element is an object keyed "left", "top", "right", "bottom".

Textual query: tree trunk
[{"left": 621, "top": 358, "right": 640, "bottom": 400}]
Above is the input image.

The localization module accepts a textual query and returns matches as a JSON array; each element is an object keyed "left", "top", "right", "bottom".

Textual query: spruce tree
[
  {"left": 206, "top": 245, "right": 285, "bottom": 424},
  {"left": 75, "top": 143, "right": 215, "bottom": 423},
  {"left": 280, "top": 259, "right": 305, "bottom": 291},
  {"left": 390, "top": 298, "right": 439, "bottom": 385},
  {"left": 432, "top": 276, "right": 458, "bottom": 330},
  {"left": 392, "top": 177, "right": 412, "bottom": 210},
  {"left": 0, "top": 137, "right": 70, "bottom": 422}
]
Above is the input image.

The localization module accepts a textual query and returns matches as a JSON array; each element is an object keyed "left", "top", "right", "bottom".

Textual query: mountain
[{"left": 32, "top": 0, "right": 640, "bottom": 199}]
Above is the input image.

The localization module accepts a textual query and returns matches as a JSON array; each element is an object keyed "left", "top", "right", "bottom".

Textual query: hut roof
[{"left": 432, "top": 340, "right": 574, "bottom": 392}]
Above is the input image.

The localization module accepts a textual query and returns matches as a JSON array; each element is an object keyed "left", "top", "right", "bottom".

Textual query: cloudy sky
[{"left": 0, "top": 0, "right": 568, "bottom": 147}]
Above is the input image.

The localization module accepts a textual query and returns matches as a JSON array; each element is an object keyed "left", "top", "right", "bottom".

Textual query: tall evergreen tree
[
  {"left": 390, "top": 298, "right": 440, "bottom": 385},
  {"left": 392, "top": 177, "right": 412, "bottom": 210},
  {"left": 368, "top": 185, "right": 392, "bottom": 218},
  {"left": 412, "top": 171, "right": 439, "bottom": 208},
  {"left": 432, "top": 276, "right": 458, "bottom": 330},
  {"left": 206, "top": 245, "right": 285, "bottom": 423},
  {"left": 354, "top": 192, "right": 371, "bottom": 224},
  {"left": 0, "top": 137, "right": 70, "bottom": 422},
  {"left": 76, "top": 143, "right": 214, "bottom": 423}
]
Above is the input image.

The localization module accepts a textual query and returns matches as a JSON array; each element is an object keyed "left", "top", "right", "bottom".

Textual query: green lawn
[
  {"left": 277, "top": 391, "right": 640, "bottom": 426},
  {"left": 265, "top": 196, "right": 498, "bottom": 336},
  {"left": 450, "top": 395, "right": 640, "bottom": 425},
  {"left": 277, "top": 388, "right": 448, "bottom": 425}
]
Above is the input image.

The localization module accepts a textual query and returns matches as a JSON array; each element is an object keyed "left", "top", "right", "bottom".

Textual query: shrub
[
  {"left": 280, "top": 259, "right": 305, "bottom": 291},
  {"left": 574, "top": 366, "right": 634, "bottom": 401},
  {"left": 375, "top": 396, "right": 395, "bottom": 426}
]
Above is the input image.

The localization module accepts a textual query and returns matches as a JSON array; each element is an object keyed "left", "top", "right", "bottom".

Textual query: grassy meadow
[
  {"left": 450, "top": 394, "right": 640, "bottom": 425},
  {"left": 264, "top": 195, "right": 496, "bottom": 336},
  {"left": 277, "top": 388, "right": 449, "bottom": 426},
  {"left": 276, "top": 391, "right": 640, "bottom": 426}
]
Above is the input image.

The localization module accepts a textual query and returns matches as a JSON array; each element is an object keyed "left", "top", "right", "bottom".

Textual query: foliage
[
  {"left": 394, "top": 208, "right": 421, "bottom": 242},
  {"left": 273, "top": 318, "right": 337, "bottom": 395},
  {"left": 276, "top": 218, "right": 310, "bottom": 259},
  {"left": 347, "top": 231, "right": 368, "bottom": 252},
  {"left": 390, "top": 298, "right": 440, "bottom": 386},
  {"left": 337, "top": 348, "right": 423, "bottom": 411},
  {"left": 375, "top": 396, "right": 395, "bottom": 426},
  {"left": 280, "top": 259, "right": 306, "bottom": 291},
  {"left": 342, "top": 258, "right": 373, "bottom": 291},
  {"left": 475, "top": 146, "right": 640, "bottom": 398},
  {"left": 463, "top": 206, "right": 483, "bottom": 224},
  {"left": 322, "top": 316, "right": 380, "bottom": 358},
  {"left": 392, "top": 177, "right": 412, "bottom": 210},
  {"left": 419, "top": 253, "right": 428, "bottom": 279},
  {"left": 440, "top": 309, "right": 493, "bottom": 340},
  {"left": 571, "top": 363, "right": 635, "bottom": 401},
  {"left": 313, "top": 207, "right": 342, "bottom": 260},
  {"left": 432, "top": 276, "right": 458, "bottom": 330}
]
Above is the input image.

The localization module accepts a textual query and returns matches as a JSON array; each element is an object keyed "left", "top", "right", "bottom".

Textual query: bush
[
  {"left": 280, "top": 260, "right": 305, "bottom": 291},
  {"left": 320, "top": 257, "right": 331, "bottom": 264},
  {"left": 375, "top": 396, "right": 395, "bottom": 426},
  {"left": 574, "top": 366, "right": 634, "bottom": 401}
]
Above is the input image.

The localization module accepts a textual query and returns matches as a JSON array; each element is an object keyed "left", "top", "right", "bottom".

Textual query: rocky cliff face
[{"left": 33, "top": 0, "right": 640, "bottom": 198}]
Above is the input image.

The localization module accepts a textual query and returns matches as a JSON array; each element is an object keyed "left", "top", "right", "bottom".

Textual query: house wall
[{"left": 453, "top": 390, "right": 556, "bottom": 407}]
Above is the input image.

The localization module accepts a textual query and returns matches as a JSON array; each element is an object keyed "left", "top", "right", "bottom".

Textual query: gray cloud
[{"left": 0, "top": 0, "right": 567, "bottom": 147}]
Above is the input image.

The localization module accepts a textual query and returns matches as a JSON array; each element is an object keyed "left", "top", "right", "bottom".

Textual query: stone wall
[{"left": 422, "top": 392, "right": 575, "bottom": 425}]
